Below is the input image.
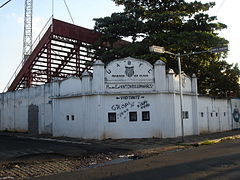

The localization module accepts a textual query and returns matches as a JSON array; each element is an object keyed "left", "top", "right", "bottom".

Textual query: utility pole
[
  {"left": 150, "top": 46, "right": 185, "bottom": 142},
  {"left": 149, "top": 45, "right": 228, "bottom": 142},
  {"left": 22, "top": 0, "right": 33, "bottom": 63}
]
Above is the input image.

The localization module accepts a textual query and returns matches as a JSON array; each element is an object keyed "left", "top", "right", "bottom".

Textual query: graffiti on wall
[
  {"left": 232, "top": 105, "right": 240, "bottom": 122},
  {"left": 230, "top": 99, "right": 240, "bottom": 130},
  {"left": 111, "top": 95, "right": 150, "bottom": 119},
  {"left": 137, "top": 100, "right": 150, "bottom": 109}
]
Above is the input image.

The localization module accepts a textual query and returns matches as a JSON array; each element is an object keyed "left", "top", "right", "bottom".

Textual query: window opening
[
  {"left": 183, "top": 111, "right": 189, "bottom": 119},
  {"left": 142, "top": 111, "right": 150, "bottom": 121},
  {"left": 129, "top": 112, "right": 137, "bottom": 122},
  {"left": 108, "top": 112, "right": 116, "bottom": 122}
]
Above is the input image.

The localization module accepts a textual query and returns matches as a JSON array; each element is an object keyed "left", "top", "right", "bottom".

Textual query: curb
[
  {"left": 16, "top": 136, "right": 92, "bottom": 145},
  {"left": 181, "top": 135, "right": 240, "bottom": 147}
]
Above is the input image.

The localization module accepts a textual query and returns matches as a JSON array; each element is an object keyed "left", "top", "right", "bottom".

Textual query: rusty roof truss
[{"left": 7, "top": 19, "right": 100, "bottom": 91}]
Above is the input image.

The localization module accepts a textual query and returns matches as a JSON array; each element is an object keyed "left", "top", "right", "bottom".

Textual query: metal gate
[{"left": 28, "top": 104, "right": 39, "bottom": 134}]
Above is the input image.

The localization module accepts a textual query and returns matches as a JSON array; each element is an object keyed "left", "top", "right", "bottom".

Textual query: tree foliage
[{"left": 93, "top": 0, "right": 240, "bottom": 97}]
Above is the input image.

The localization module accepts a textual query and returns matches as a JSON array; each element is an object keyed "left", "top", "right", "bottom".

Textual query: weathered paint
[
  {"left": 198, "top": 97, "right": 231, "bottom": 134},
  {"left": 0, "top": 83, "right": 54, "bottom": 134},
  {"left": 0, "top": 57, "right": 238, "bottom": 139}
]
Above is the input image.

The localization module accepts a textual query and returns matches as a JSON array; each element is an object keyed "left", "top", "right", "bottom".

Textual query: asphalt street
[
  {"left": 0, "top": 135, "right": 130, "bottom": 161},
  {"left": 31, "top": 139, "right": 240, "bottom": 180},
  {"left": 1, "top": 131, "right": 240, "bottom": 179}
]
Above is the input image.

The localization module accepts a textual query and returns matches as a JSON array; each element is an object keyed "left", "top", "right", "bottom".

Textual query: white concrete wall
[
  {"left": 0, "top": 83, "right": 54, "bottom": 134},
  {"left": 59, "top": 77, "right": 82, "bottom": 96},
  {"left": 52, "top": 57, "right": 200, "bottom": 139},
  {"left": 1, "top": 92, "right": 15, "bottom": 131},
  {"left": 0, "top": 57, "right": 237, "bottom": 140},
  {"left": 174, "top": 95, "right": 194, "bottom": 136},
  {"left": 102, "top": 94, "right": 161, "bottom": 139},
  {"left": 198, "top": 97, "right": 230, "bottom": 134},
  {"left": 166, "top": 70, "right": 198, "bottom": 137},
  {"left": 53, "top": 95, "right": 103, "bottom": 139},
  {"left": 173, "top": 74, "right": 192, "bottom": 93},
  {"left": 53, "top": 97, "right": 85, "bottom": 138},
  {"left": 13, "top": 89, "right": 28, "bottom": 131},
  {"left": 52, "top": 92, "right": 191, "bottom": 140}
]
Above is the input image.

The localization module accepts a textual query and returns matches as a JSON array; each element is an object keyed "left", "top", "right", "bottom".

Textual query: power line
[
  {"left": 63, "top": 0, "right": 74, "bottom": 24},
  {"left": 0, "top": 0, "right": 12, "bottom": 8}
]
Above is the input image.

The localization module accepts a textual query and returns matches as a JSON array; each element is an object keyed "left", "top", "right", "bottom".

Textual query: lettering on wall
[
  {"left": 110, "top": 95, "right": 150, "bottom": 119},
  {"left": 116, "top": 95, "right": 144, "bottom": 100},
  {"left": 106, "top": 83, "right": 154, "bottom": 90}
]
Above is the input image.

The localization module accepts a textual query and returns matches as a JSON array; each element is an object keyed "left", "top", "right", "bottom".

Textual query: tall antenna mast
[{"left": 22, "top": 0, "right": 33, "bottom": 63}]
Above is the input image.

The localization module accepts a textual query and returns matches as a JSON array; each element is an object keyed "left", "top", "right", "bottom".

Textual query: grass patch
[
  {"left": 198, "top": 135, "right": 240, "bottom": 146},
  {"left": 199, "top": 139, "right": 221, "bottom": 145},
  {"left": 220, "top": 135, "right": 240, "bottom": 141}
]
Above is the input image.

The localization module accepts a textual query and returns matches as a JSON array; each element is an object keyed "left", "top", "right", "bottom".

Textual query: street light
[
  {"left": 149, "top": 45, "right": 228, "bottom": 142},
  {"left": 149, "top": 45, "right": 184, "bottom": 142}
]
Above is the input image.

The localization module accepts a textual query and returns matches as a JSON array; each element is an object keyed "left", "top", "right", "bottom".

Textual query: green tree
[{"left": 93, "top": 0, "right": 240, "bottom": 97}]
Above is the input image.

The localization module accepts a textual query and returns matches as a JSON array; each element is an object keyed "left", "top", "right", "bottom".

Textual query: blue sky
[{"left": 0, "top": 0, "right": 239, "bottom": 91}]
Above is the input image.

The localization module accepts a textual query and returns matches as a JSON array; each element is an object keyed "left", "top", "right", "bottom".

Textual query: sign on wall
[
  {"left": 105, "top": 57, "right": 154, "bottom": 82},
  {"left": 105, "top": 83, "right": 154, "bottom": 90},
  {"left": 105, "top": 57, "right": 155, "bottom": 91}
]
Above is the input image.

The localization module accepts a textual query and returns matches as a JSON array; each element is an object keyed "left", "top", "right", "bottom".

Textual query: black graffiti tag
[
  {"left": 137, "top": 100, "right": 150, "bottom": 109},
  {"left": 111, "top": 101, "right": 134, "bottom": 111}
]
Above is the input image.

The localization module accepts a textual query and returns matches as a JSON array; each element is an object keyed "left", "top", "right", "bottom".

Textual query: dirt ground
[{"left": 0, "top": 144, "right": 186, "bottom": 179}]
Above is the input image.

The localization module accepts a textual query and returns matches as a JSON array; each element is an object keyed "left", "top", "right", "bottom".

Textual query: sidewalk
[{"left": 1, "top": 129, "right": 240, "bottom": 151}]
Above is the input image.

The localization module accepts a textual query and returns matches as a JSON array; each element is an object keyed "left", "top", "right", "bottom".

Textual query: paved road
[
  {"left": 1, "top": 130, "right": 240, "bottom": 161},
  {"left": 31, "top": 139, "right": 240, "bottom": 180},
  {"left": 0, "top": 135, "right": 130, "bottom": 161},
  {"left": 1, "top": 131, "right": 240, "bottom": 179}
]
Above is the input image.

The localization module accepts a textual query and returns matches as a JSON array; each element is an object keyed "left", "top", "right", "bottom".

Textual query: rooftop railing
[{"left": 3, "top": 16, "right": 53, "bottom": 92}]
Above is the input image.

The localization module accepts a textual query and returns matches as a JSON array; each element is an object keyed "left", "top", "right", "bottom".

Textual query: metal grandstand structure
[{"left": 5, "top": 18, "right": 103, "bottom": 92}]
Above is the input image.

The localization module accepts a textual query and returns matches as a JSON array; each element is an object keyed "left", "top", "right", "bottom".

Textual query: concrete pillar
[
  {"left": 81, "top": 71, "right": 91, "bottom": 93},
  {"left": 191, "top": 73, "right": 199, "bottom": 135},
  {"left": 191, "top": 74, "right": 198, "bottom": 94},
  {"left": 154, "top": 60, "right": 166, "bottom": 91},
  {"left": 167, "top": 69, "right": 175, "bottom": 92},
  {"left": 92, "top": 60, "right": 105, "bottom": 138},
  {"left": 161, "top": 69, "right": 177, "bottom": 137},
  {"left": 93, "top": 60, "right": 105, "bottom": 93}
]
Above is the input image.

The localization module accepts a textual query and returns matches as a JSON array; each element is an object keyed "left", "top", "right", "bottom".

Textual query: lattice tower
[{"left": 22, "top": 0, "right": 33, "bottom": 62}]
